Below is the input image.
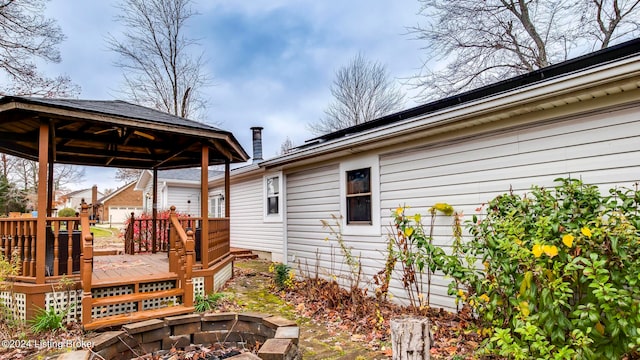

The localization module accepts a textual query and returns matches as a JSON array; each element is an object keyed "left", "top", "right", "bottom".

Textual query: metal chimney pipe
[{"left": 251, "top": 126, "right": 264, "bottom": 163}]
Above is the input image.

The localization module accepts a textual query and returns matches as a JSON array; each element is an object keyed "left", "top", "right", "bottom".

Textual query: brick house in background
[{"left": 98, "top": 182, "right": 143, "bottom": 226}]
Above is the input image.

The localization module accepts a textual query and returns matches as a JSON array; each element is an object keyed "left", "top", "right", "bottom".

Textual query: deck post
[
  {"left": 168, "top": 206, "right": 177, "bottom": 273},
  {"left": 184, "top": 230, "right": 195, "bottom": 307},
  {"left": 79, "top": 202, "right": 93, "bottom": 326},
  {"left": 200, "top": 145, "right": 209, "bottom": 266},
  {"left": 152, "top": 167, "right": 158, "bottom": 253},
  {"left": 225, "top": 159, "right": 230, "bottom": 217},
  {"left": 36, "top": 121, "right": 49, "bottom": 284}
]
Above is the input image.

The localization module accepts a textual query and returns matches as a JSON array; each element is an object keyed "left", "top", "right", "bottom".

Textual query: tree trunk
[{"left": 391, "top": 317, "right": 430, "bottom": 360}]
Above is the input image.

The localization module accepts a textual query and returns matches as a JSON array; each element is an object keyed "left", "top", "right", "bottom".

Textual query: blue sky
[{"left": 41, "top": 0, "right": 425, "bottom": 191}]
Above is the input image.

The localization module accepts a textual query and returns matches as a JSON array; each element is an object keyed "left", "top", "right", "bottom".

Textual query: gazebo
[{"left": 0, "top": 96, "right": 249, "bottom": 329}]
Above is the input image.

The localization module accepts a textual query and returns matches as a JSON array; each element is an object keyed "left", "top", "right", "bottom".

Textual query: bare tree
[
  {"left": 409, "top": 0, "right": 640, "bottom": 100},
  {"left": 108, "top": 0, "right": 210, "bottom": 120},
  {"left": 278, "top": 137, "right": 295, "bottom": 155},
  {"left": 115, "top": 168, "right": 143, "bottom": 184},
  {"left": 8, "top": 158, "right": 84, "bottom": 193},
  {"left": 309, "top": 53, "right": 405, "bottom": 135},
  {"left": 0, "top": 0, "right": 79, "bottom": 97}
]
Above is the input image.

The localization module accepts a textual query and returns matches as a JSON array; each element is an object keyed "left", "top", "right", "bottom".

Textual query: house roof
[
  {"left": 262, "top": 37, "right": 640, "bottom": 169},
  {"left": 63, "top": 187, "right": 103, "bottom": 198},
  {"left": 157, "top": 168, "right": 224, "bottom": 181},
  {"left": 98, "top": 181, "right": 136, "bottom": 203},
  {"left": 0, "top": 96, "right": 249, "bottom": 169},
  {"left": 304, "top": 37, "right": 640, "bottom": 147}
]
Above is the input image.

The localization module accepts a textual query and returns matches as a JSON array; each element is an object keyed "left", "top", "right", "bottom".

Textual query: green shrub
[
  {"left": 458, "top": 178, "right": 640, "bottom": 359},
  {"left": 57, "top": 207, "right": 77, "bottom": 217},
  {"left": 270, "top": 263, "right": 294, "bottom": 290}
]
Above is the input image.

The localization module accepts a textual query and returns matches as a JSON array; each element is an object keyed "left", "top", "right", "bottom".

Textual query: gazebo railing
[
  {"left": 0, "top": 216, "right": 84, "bottom": 280},
  {"left": 123, "top": 212, "right": 230, "bottom": 267}
]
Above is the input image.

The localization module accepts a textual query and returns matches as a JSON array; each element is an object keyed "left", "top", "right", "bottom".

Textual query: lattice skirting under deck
[{"left": 0, "top": 291, "right": 26, "bottom": 322}]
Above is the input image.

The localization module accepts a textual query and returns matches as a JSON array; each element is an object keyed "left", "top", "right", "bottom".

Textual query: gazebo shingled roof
[{"left": 0, "top": 96, "right": 249, "bottom": 169}]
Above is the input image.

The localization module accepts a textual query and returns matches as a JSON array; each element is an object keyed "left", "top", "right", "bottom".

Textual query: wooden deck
[{"left": 92, "top": 253, "right": 172, "bottom": 285}]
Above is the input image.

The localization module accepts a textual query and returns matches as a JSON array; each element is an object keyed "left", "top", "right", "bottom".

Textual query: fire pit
[{"left": 64, "top": 312, "right": 300, "bottom": 360}]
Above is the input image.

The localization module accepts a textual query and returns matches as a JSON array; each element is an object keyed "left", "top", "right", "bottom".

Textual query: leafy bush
[
  {"left": 389, "top": 204, "right": 460, "bottom": 310},
  {"left": 57, "top": 207, "right": 77, "bottom": 217},
  {"left": 457, "top": 179, "right": 640, "bottom": 359},
  {"left": 270, "top": 263, "right": 294, "bottom": 290}
]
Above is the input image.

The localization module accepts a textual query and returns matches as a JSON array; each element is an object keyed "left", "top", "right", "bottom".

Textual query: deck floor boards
[{"left": 92, "top": 253, "right": 171, "bottom": 283}]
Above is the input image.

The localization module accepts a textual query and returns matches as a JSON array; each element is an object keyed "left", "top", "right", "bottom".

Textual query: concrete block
[
  {"left": 89, "top": 330, "right": 126, "bottom": 351},
  {"left": 141, "top": 326, "right": 170, "bottom": 343},
  {"left": 193, "top": 330, "right": 227, "bottom": 345},
  {"left": 123, "top": 319, "right": 165, "bottom": 334},
  {"left": 275, "top": 326, "right": 299, "bottom": 345},
  {"left": 257, "top": 339, "right": 292, "bottom": 360},
  {"left": 201, "top": 319, "right": 235, "bottom": 332},
  {"left": 263, "top": 316, "right": 296, "bottom": 330},
  {"left": 173, "top": 321, "right": 201, "bottom": 336},
  {"left": 202, "top": 312, "right": 237, "bottom": 321},
  {"left": 165, "top": 313, "right": 201, "bottom": 326}
]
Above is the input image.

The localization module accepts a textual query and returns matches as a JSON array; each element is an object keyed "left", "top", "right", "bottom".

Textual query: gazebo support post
[
  {"left": 152, "top": 167, "right": 158, "bottom": 253},
  {"left": 36, "top": 121, "right": 49, "bottom": 284},
  {"left": 200, "top": 145, "right": 209, "bottom": 266}
]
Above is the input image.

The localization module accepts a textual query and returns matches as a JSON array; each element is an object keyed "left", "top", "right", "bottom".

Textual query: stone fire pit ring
[{"left": 67, "top": 312, "right": 300, "bottom": 360}]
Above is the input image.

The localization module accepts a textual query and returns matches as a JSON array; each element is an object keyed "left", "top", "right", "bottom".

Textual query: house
[
  {"left": 59, "top": 185, "right": 104, "bottom": 213},
  {"left": 135, "top": 168, "right": 224, "bottom": 216},
  {"left": 98, "top": 182, "right": 143, "bottom": 225},
  {"left": 58, "top": 185, "right": 104, "bottom": 219},
  {"left": 222, "top": 38, "right": 640, "bottom": 310}
]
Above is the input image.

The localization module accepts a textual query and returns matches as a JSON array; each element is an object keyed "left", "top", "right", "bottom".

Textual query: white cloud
[{"left": 35, "top": 0, "right": 426, "bottom": 191}]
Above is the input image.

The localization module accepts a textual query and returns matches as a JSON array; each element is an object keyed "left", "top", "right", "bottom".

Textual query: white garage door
[{"left": 108, "top": 207, "right": 143, "bottom": 225}]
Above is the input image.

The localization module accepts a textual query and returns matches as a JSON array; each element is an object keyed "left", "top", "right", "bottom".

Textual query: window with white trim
[
  {"left": 264, "top": 173, "right": 283, "bottom": 222},
  {"left": 346, "top": 168, "right": 372, "bottom": 224},
  {"left": 339, "top": 156, "right": 380, "bottom": 236},
  {"left": 209, "top": 194, "right": 225, "bottom": 218}
]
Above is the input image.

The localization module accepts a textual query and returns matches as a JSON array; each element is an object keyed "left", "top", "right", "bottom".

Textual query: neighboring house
[
  {"left": 59, "top": 186, "right": 104, "bottom": 217},
  {"left": 221, "top": 38, "right": 640, "bottom": 310},
  {"left": 98, "top": 182, "right": 143, "bottom": 225},
  {"left": 135, "top": 168, "right": 224, "bottom": 216}
]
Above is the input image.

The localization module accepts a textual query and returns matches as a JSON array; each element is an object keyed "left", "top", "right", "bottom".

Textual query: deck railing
[
  {"left": 124, "top": 213, "right": 230, "bottom": 267},
  {"left": 168, "top": 206, "right": 194, "bottom": 307},
  {"left": 0, "top": 216, "right": 84, "bottom": 280}
]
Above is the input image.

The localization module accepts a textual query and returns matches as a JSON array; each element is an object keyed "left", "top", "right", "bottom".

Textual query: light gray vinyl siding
[
  {"left": 167, "top": 186, "right": 200, "bottom": 216},
  {"left": 286, "top": 164, "right": 390, "bottom": 297},
  {"left": 379, "top": 103, "right": 640, "bottom": 310},
  {"left": 229, "top": 176, "right": 284, "bottom": 261}
]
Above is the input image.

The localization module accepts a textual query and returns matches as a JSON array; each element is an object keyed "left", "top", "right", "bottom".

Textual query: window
[
  {"left": 346, "top": 168, "right": 371, "bottom": 224},
  {"left": 209, "top": 194, "right": 225, "bottom": 218},
  {"left": 264, "top": 172, "right": 283, "bottom": 222},
  {"left": 339, "top": 155, "right": 380, "bottom": 236},
  {"left": 267, "top": 176, "right": 279, "bottom": 214}
]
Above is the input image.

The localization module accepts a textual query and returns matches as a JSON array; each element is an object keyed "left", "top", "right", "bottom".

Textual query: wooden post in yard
[
  {"left": 183, "top": 229, "right": 195, "bottom": 307},
  {"left": 35, "top": 121, "right": 49, "bottom": 284},
  {"left": 390, "top": 317, "right": 430, "bottom": 360},
  {"left": 200, "top": 145, "right": 209, "bottom": 266}
]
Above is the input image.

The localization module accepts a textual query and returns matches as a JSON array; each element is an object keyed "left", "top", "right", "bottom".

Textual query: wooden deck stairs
[
  {"left": 231, "top": 247, "right": 258, "bottom": 260},
  {"left": 83, "top": 272, "right": 194, "bottom": 330}
]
